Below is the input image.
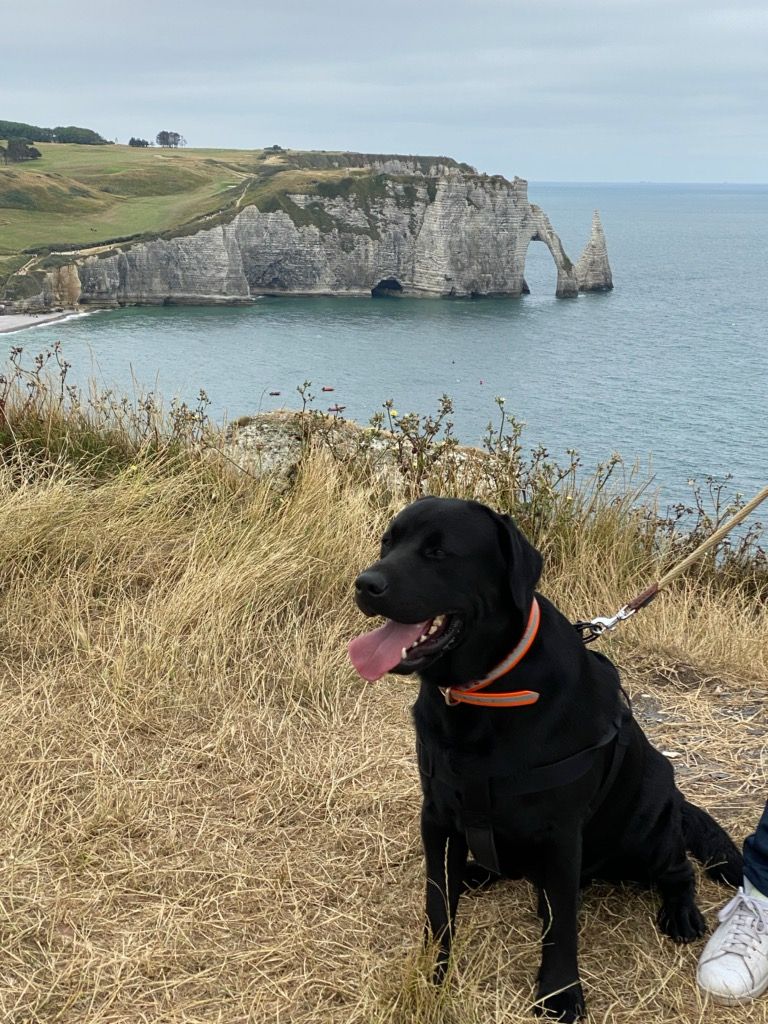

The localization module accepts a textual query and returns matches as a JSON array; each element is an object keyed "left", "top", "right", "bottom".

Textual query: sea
[{"left": 10, "top": 182, "right": 768, "bottom": 512}]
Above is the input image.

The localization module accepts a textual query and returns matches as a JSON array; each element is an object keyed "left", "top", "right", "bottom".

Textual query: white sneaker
[{"left": 697, "top": 880, "right": 768, "bottom": 1005}]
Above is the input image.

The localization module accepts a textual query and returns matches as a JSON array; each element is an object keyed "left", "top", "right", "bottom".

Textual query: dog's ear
[{"left": 488, "top": 510, "right": 543, "bottom": 615}]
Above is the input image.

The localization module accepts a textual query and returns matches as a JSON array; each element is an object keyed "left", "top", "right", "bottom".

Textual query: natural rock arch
[
  {"left": 522, "top": 208, "right": 579, "bottom": 298},
  {"left": 521, "top": 237, "right": 558, "bottom": 295},
  {"left": 522, "top": 207, "right": 613, "bottom": 298}
]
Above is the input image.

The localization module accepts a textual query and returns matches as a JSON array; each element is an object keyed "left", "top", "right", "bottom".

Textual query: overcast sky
[{"left": 7, "top": 0, "right": 767, "bottom": 181}]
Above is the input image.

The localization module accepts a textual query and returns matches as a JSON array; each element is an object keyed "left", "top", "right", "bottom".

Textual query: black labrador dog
[{"left": 349, "top": 497, "right": 742, "bottom": 1022}]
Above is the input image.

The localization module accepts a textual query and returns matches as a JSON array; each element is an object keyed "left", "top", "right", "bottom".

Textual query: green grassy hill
[
  {"left": 0, "top": 143, "right": 470, "bottom": 292},
  {"left": 0, "top": 144, "right": 255, "bottom": 261}
]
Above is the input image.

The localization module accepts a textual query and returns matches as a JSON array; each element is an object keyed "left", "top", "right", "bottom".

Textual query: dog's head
[{"left": 349, "top": 497, "right": 542, "bottom": 684}]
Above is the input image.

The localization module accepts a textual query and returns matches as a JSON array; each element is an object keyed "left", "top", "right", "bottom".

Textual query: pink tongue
[{"left": 348, "top": 619, "right": 430, "bottom": 681}]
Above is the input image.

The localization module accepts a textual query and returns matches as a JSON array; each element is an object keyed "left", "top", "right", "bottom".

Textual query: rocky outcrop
[
  {"left": 575, "top": 210, "right": 613, "bottom": 292},
  {"left": 48, "top": 264, "right": 81, "bottom": 307},
  {"left": 8, "top": 161, "right": 613, "bottom": 310},
  {"left": 6, "top": 263, "right": 82, "bottom": 312},
  {"left": 216, "top": 410, "right": 515, "bottom": 498}
]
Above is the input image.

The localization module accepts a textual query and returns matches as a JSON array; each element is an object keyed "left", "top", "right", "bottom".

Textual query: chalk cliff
[{"left": 7, "top": 157, "right": 612, "bottom": 310}]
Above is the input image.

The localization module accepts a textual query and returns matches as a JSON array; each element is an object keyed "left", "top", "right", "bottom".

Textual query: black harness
[{"left": 417, "top": 704, "right": 634, "bottom": 874}]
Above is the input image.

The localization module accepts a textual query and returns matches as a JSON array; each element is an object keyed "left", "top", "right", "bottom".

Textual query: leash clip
[{"left": 575, "top": 606, "right": 636, "bottom": 644}]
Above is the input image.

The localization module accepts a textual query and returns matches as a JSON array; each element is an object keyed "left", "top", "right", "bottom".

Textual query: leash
[
  {"left": 575, "top": 482, "right": 768, "bottom": 644},
  {"left": 438, "top": 482, "right": 768, "bottom": 698}
]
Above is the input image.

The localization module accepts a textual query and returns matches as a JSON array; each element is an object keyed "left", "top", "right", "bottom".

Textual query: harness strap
[
  {"left": 440, "top": 598, "right": 541, "bottom": 708},
  {"left": 461, "top": 776, "right": 500, "bottom": 877},
  {"left": 585, "top": 710, "right": 632, "bottom": 821},
  {"left": 417, "top": 707, "right": 633, "bottom": 875}
]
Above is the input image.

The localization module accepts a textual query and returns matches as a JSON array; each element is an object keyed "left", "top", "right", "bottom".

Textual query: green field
[{"left": 0, "top": 143, "right": 263, "bottom": 257}]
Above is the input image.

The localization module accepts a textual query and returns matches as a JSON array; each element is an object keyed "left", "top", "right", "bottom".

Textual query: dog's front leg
[
  {"left": 534, "top": 831, "right": 585, "bottom": 1022},
  {"left": 421, "top": 808, "right": 468, "bottom": 983}
]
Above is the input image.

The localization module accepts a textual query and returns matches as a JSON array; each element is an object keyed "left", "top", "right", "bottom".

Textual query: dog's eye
[
  {"left": 381, "top": 533, "right": 392, "bottom": 550},
  {"left": 423, "top": 546, "right": 446, "bottom": 560}
]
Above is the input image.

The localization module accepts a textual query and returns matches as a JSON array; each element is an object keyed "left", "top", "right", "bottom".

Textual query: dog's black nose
[{"left": 355, "top": 569, "right": 388, "bottom": 598}]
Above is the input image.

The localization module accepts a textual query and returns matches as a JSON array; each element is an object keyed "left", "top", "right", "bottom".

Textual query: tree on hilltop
[
  {"left": 129, "top": 137, "right": 150, "bottom": 147},
  {"left": 0, "top": 119, "right": 54, "bottom": 142},
  {"left": 52, "top": 125, "right": 110, "bottom": 145},
  {"left": 156, "top": 131, "right": 186, "bottom": 148},
  {"left": 6, "top": 138, "right": 42, "bottom": 162},
  {"left": 0, "top": 120, "right": 109, "bottom": 145}
]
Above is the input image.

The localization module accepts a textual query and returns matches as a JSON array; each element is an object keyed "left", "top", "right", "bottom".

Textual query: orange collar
[{"left": 439, "top": 598, "right": 541, "bottom": 708}]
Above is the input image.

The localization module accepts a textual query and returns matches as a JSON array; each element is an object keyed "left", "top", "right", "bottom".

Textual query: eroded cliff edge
[{"left": 6, "top": 155, "right": 612, "bottom": 310}]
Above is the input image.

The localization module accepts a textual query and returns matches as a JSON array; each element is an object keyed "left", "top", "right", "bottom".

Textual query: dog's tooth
[{"left": 401, "top": 647, "right": 408, "bottom": 660}]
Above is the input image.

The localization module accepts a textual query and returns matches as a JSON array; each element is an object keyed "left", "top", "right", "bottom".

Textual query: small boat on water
[
  {"left": 322, "top": 386, "right": 335, "bottom": 392},
  {"left": 328, "top": 404, "right": 346, "bottom": 413},
  {"left": 269, "top": 390, "right": 281, "bottom": 396}
]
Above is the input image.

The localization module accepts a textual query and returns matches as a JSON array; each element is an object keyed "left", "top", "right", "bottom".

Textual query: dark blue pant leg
[{"left": 743, "top": 799, "right": 768, "bottom": 894}]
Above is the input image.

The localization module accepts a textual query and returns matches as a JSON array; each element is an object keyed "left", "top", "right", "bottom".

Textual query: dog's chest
[{"left": 416, "top": 737, "right": 590, "bottom": 843}]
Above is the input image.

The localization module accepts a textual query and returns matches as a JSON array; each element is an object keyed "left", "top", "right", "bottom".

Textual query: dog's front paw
[
  {"left": 657, "top": 899, "right": 707, "bottom": 943},
  {"left": 533, "top": 983, "right": 586, "bottom": 1022}
]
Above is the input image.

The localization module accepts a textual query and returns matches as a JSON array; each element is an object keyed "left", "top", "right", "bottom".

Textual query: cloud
[{"left": 6, "top": 0, "right": 767, "bottom": 180}]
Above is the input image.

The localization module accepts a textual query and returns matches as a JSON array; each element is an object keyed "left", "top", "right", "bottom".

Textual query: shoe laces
[{"left": 717, "top": 887, "right": 768, "bottom": 955}]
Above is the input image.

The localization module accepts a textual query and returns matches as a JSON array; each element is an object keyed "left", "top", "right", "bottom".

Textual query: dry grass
[{"left": 0, "top": 391, "right": 766, "bottom": 1022}]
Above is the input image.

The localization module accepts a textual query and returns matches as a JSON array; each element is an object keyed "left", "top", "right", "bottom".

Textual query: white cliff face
[
  {"left": 9, "top": 171, "right": 613, "bottom": 310},
  {"left": 575, "top": 210, "right": 613, "bottom": 292}
]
